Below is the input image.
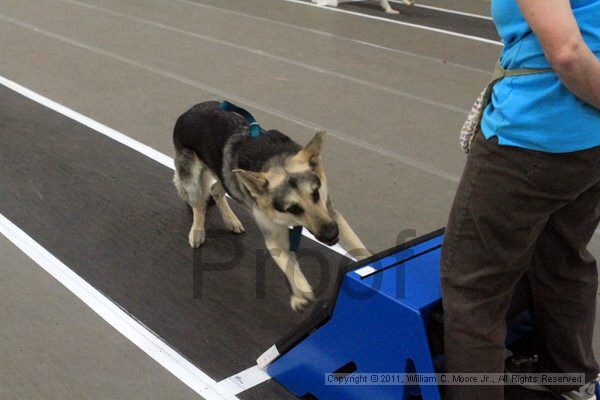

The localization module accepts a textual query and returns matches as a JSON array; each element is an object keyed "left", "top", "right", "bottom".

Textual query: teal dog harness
[
  {"left": 220, "top": 101, "right": 304, "bottom": 252},
  {"left": 220, "top": 100, "right": 263, "bottom": 138}
]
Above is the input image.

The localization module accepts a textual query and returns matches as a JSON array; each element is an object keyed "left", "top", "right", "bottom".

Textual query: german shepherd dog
[{"left": 173, "top": 101, "right": 370, "bottom": 311}]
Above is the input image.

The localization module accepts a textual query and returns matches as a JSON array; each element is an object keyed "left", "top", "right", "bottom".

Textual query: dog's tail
[{"left": 185, "top": 197, "right": 215, "bottom": 214}]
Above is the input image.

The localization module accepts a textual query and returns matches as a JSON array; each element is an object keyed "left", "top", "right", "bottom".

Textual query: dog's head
[{"left": 233, "top": 131, "right": 339, "bottom": 246}]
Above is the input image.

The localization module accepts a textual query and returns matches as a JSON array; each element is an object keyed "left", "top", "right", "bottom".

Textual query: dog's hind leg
[
  {"left": 209, "top": 178, "right": 245, "bottom": 234},
  {"left": 174, "top": 149, "right": 211, "bottom": 247},
  {"left": 188, "top": 184, "right": 209, "bottom": 247}
]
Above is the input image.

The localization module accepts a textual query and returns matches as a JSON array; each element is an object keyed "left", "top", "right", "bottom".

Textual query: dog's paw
[
  {"left": 403, "top": 0, "right": 415, "bottom": 6},
  {"left": 290, "top": 294, "right": 311, "bottom": 312},
  {"left": 290, "top": 283, "right": 315, "bottom": 312},
  {"left": 225, "top": 216, "right": 245, "bottom": 234},
  {"left": 302, "top": 288, "right": 316, "bottom": 302},
  {"left": 293, "top": 276, "right": 314, "bottom": 300},
  {"left": 188, "top": 229, "right": 206, "bottom": 248},
  {"left": 385, "top": 8, "right": 400, "bottom": 14}
]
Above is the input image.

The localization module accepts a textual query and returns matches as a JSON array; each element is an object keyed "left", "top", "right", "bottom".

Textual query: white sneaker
[{"left": 562, "top": 382, "right": 597, "bottom": 400}]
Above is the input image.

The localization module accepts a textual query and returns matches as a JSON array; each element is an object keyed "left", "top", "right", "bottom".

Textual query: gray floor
[
  {"left": 416, "top": 0, "right": 491, "bottom": 15},
  {"left": 0, "top": 0, "right": 501, "bottom": 250},
  {"left": 0, "top": 0, "right": 597, "bottom": 398},
  {"left": 0, "top": 237, "right": 200, "bottom": 400}
]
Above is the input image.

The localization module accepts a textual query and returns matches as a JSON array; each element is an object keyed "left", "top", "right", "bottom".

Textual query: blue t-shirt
[{"left": 482, "top": 0, "right": 600, "bottom": 153}]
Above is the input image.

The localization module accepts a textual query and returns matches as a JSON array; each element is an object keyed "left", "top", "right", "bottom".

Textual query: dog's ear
[
  {"left": 297, "top": 131, "right": 326, "bottom": 167},
  {"left": 233, "top": 169, "right": 269, "bottom": 196}
]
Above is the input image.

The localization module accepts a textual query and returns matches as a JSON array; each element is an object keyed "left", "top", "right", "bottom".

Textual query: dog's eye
[
  {"left": 312, "top": 189, "right": 320, "bottom": 203},
  {"left": 286, "top": 205, "right": 304, "bottom": 215}
]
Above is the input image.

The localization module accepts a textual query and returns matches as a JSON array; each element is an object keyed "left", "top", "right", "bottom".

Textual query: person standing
[{"left": 441, "top": 0, "right": 600, "bottom": 399}]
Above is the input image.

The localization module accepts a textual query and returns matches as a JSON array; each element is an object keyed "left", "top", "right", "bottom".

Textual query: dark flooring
[
  {"left": 0, "top": 85, "right": 347, "bottom": 398},
  {"left": 239, "top": 380, "right": 299, "bottom": 400},
  {"left": 1, "top": 0, "right": 597, "bottom": 399}
]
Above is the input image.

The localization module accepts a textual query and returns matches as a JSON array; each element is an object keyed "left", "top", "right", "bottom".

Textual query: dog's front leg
[
  {"left": 257, "top": 217, "right": 315, "bottom": 311},
  {"left": 266, "top": 238, "right": 315, "bottom": 312},
  {"left": 331, "top": 210, "right": 372, "bottom": 260}
]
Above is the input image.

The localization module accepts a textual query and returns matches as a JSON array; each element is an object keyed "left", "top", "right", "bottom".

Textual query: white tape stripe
[
  {"left": 299, "top": 226, "right": 353, "bottom": 258},
  {"left": 216, "top": 366, "right": 271, "bottom": 396},
  {"left": 0, "top": 14, "right": 462, "bottom": 183},
  {"left": 172, "top": 0, "right": 489, "bottom": 75},
  {"left": 0, "top": 76, "right": 173, "bottom": 170},
  {"left": 56, "top": 0, "right": 469, "bottom": 112},
  {"left": 0, "top": 75, "right": 354, "bottom": 257},
  {"left": 281, "top": 0, "right": 502, "bottom": 46},
  {"left": 389, "top": 0, "right": 494, "bottom": 21},
  {"left": 354, "top": 265, "right": 377, "bottom": 277},
  {"left": 315, "top": 0, "right": 493, "bottom": 20},
  {"left": 0, "top": 213, "right": 235, "bottom": 400},
  {"left": 0, "top": 75, "right": 359, "bottom": 393},
  {"left": 256, "top": 345, "right": 281, "bottom": 369},
  {"left": 414, "top": 4, "right": 493, "bottom": 21},
  {"left": 0, "top": 14, "right": 467, "bottom": 182}
]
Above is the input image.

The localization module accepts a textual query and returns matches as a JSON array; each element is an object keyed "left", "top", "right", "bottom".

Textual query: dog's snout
[{"left": 317, "top": 222, "right": 339, "bottom": 245}]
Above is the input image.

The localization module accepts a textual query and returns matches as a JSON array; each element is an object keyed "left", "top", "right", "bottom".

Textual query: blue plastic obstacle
[
  {"left": 259, "top": 229, "right": 447, "bottom": 400},
  {"left": 258, "top": 229, "right": 545, "bottom": 400}
]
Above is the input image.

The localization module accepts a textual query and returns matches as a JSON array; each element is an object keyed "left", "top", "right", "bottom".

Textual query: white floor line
[
  {"left": 0, "top": 74, "right": 358, "bottom": 395},
  {"left": 46, "top": 0, "right": 466, "bottom": 116},
  {"left": 0, "top": 74, "right": 280, "bottom": 395},
  {"left": 172, "top": 0, "right": 489, "bottom": 75},
  {"left": 415, "top": 4, "right": 493, "bottom": 21},
  {"left": 0, "top": 76, "right": 173, "bottom": 169},
  {"left": 281, "top": 0, "right": 502, "bottom": 46},
  {"left": 0, "top": 75, "right": 354, "bottom": 257},
  {"left": 0, "top": 14, "right": 463, "bottom": 184},
  {"left": 216, "top": 366, "right": 271, "bottom": 396},
  {"left": 0, "top": 28, "right": 598, "bottom": 400},
  {"left": 0, "top": 213, "right": 236, "bottom": 400},
  {"left": 389, "top": 0, "right": 494, "bottom": 21}
]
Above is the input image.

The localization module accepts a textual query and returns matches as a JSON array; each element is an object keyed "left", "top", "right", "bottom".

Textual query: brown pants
[{"left": 441, "top": 133, "right": 600, "bottom": 400}]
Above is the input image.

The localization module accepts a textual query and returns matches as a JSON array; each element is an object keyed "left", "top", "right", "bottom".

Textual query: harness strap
[
  {"left": 220, "top": 100, "right": 304, "bottom": 252},
  {"left": 481, "top": 61, "right": 553, "bottom": 118},
  {"left": 492, "top": 60, "right": 553, "bottom": 79},
  {"left": 461, "top": 58, "right": 554, "bottom": 153},
  {"left": 288, "top": 225, "right": 304, "bottom": 253},
  {"left": 219, "top": 100, "right": 262, "bottom": 137}
]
